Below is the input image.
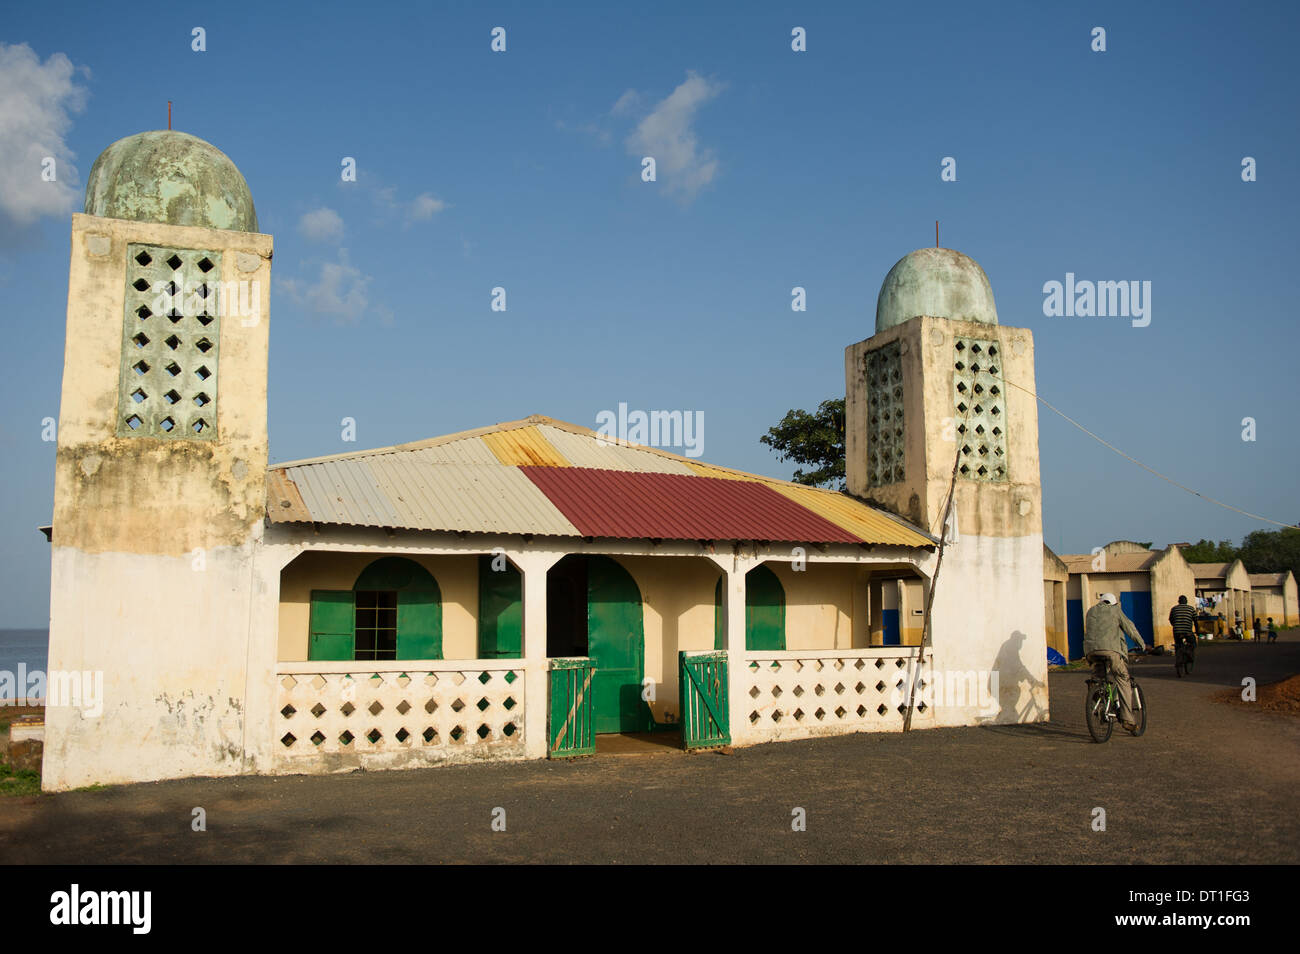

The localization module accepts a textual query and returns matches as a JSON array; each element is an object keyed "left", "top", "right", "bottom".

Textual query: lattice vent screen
[{"left": 117, "top": 244, "right": 219, "bottom": 439}]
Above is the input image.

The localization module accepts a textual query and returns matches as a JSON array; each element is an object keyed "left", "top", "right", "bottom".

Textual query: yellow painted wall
[
  {"left": 1149, "top": 550, "right": 1195, "bottom": 648},
  {"left": 765, "top": 561, "right": 872, "bottom": 650},
  {"left": 1044, "top": 580, "right": 1067, "bottom": 658},
  {"left": 278, "top": 551, "right": 479, "bottom": 661},
  {"left": 901, "top": 577, "right": 925, "bottom": 645}
]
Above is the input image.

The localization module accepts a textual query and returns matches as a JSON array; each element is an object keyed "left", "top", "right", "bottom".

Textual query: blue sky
[{"left": 1, "top": 1, "right": 1297, "bottom": 625}]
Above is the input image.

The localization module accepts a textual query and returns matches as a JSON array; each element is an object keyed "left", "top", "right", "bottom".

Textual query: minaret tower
[
  {"left": 44, "top": 131, "right": 272, "bottom": 788},
  {"left": 845, "top": 248, "right": 1048, "bottom": 724}
]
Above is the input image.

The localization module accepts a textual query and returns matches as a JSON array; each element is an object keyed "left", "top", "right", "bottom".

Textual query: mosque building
[{"left": 42, "top": 130, "right": 1052, "bottom": 790}]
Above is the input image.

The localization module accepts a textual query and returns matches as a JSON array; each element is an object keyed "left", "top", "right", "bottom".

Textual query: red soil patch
[{"left": 1215, "top": 674, "right": 1300, "bottom": 715}]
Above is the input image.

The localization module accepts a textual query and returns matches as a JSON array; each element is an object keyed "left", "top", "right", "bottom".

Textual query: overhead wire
[{"left": 993, "top": 373, "right": 1298, "bottom": 530}]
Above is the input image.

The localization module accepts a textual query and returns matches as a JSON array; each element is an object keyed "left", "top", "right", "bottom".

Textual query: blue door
[
  {"left": 1067, "top": 599, "right": 1084, "bottom": 660},
  {"left": 882, "top": 609, "right": 900, "bottom": 646},
  {"left": 1120, "top": 591, "right": 1154, "bottom": 649}
]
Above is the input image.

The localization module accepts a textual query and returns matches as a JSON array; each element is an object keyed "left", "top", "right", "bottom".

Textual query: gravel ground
[{"left": 2, "top": 637, "right": 1296, "bottom": 864}]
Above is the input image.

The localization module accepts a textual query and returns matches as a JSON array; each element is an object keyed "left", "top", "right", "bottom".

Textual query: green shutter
[
  {"left": 309, "top": 590, "right": 354, "bottom": 661},
  {"left": 397, "top": 588, "right": 442, "bottom": 660},
  {"left": 477, "top": 555, "right": 523, "bottom": 658},
  {"left": 745, "top": 565, "right": 786, "bottom": 651},
  {"left": 713, "top": 567, "right": 787, "bottom": 651}
]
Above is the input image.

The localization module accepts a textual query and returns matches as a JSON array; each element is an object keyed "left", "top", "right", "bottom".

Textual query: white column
[
  {"left": 515, "top": 551, "right": 562, "bottom": 760},
  {"left": 709, "top": 552, "right": 753, "bottom": 744}
]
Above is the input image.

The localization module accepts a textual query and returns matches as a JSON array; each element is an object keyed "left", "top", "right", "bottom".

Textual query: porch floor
[{"left": 594, "top": 732, "right": 683, "bottom": 756}]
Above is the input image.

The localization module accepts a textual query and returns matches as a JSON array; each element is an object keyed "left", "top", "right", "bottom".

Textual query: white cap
[{"left": 1099, "top": 593, "right": 1118, "bottom": 605}]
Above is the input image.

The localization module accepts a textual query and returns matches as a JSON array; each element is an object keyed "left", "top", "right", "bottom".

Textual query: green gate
[
  {"left": 548, "top": 657, "right": 596, "bottom": 758},
  {"left": 679, "top": 650, "right": 730, "bottom": 749}
]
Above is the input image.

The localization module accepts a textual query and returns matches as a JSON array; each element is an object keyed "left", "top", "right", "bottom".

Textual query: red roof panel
[{"left": 521, "top": 467, "right": 863, "bottom": 543}]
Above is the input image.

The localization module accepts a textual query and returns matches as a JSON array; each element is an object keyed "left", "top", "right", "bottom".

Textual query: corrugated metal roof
[
  {"left": 409, "top": 439, "right": 501, "bottom": 465},
  {"left": 764, "top": 481, "right": 933, "bottom": 548},
  {"left": 520, "top": 467, "right": 863, "bottom": 544},
  {"left": 283, "top": 459, "right": 580, "bottom": 536},
  {"left": 267, "top": 469, "right": 312, "bottom": 522},
  {"left": 267, "top": 414, "right": 934, "bottom": 548},
  {"left": 1248, "top": 573, "right": 1286, "bottom": 586},
  {"left": 1061, "top": 552, "right": 1159, "bottom": 574},
  {"left": 481, "top": 426, "right": 569, "bottom": 467},
  {"left": 536, "top": 423, "right": 694, "bottom": 474}
]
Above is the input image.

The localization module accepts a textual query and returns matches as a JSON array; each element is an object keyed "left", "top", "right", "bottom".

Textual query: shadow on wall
[{"left": 992, "top": 630, "right": 1047, "bottom": 724}]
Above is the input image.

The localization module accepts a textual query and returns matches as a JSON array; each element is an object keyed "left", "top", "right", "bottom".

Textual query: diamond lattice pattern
[
  {"left": 118, "top": 244, "right": 220, "bottom": 439},
  {"left": 864, "top": 341, "right": 904, "bottom": 487},
  {"left": 953, "top": 337, "right": 1007, "bottom": 481}
]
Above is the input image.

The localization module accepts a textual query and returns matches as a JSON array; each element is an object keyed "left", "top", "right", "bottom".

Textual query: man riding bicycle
[
  {"left": 1169, "top": 595, "right": 1197, "bottom": 676},
  {"left": 1084, "top": 593, "right": 1145, "bottom": 731}
]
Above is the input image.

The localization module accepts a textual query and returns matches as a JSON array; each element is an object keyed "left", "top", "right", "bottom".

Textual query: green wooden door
[
  {"left": 712, "top": 565, "right": 786, "bottom": 651},
  {"left": 680, "top": 650, "right": 730, "bottom": 748},
  {"left": 396, "top": 587, "right": 441, "bottom": 660},
  {"left": 478, "top": 555, "right": 522, "bottom": 658},
  {"left": 586, "top": 555, "right": 647, "bottom": 733},
  {"left": 548, "top": 657, "right": 596, "bottom": 757},
  {"left": 309, "top": 590, "right": 354, "bottom": 660}
]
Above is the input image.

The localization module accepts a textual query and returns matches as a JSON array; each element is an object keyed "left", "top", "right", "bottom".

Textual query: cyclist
[
  {"left": 1084, "top": 593, "right": 1144, "bottom": 731},
  {"left": 1169, "top": 595, "right": 1197, "bottom": 676}
]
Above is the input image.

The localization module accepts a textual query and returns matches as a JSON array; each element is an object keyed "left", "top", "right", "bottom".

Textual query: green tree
[
  {"left": 761, "top": 397, "right": 845, "bottom": 489},
  {"left": 1179, "top": 539, "right": 1238, "bottom": 563},
  {"left": 1236, "top": 527, "right": 1300, "bottom": 579}
]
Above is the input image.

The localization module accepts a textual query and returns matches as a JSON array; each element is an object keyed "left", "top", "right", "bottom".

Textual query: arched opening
[
  {"left": 547, "top": 554, "right": 650, "bottom": 733},
  {"left": 308, "top": 556, "right": 442, "bottom": 661},
  {"left": 713, "top": 563, "right": 787, "bottom": 651}
]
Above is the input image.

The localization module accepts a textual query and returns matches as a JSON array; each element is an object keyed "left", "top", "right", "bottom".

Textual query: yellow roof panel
[{"left": 481, "top": 426, "right": 570, "bottom": 467}]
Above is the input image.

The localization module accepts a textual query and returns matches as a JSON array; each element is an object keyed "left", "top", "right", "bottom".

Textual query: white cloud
[
  {"left": 297, "top": 207, "right": 344, "bottom": 243},
  {"left": 0, "top": 42, "right": 89, "bottom": 227},
  {"left": 408, "top": 193, "right": 446, "bottom": 221},
  {"left": 610, "top": 89, "right": 640, "bottom": 116},
  {"left": 625, "top": 71, "right": 723, "bottom": 202},
  {"left": 279, "top": 249, "right": 373, "bottom": 324}
]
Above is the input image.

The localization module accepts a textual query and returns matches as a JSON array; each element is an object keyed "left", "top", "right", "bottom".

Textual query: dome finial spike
[
  {"left": 935, "top": 220, "right": 939, "bottom": 248},
  {"left": 167, "top": 101, "right": 171, "bottom": 130}
]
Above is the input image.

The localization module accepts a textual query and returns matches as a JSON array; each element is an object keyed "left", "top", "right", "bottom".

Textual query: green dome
[
  {"left": 84, "top": 130, "right": 258, "bottom": 233},
  {"left": 875, "top": 247, "right": 998, "bottom": 333}
]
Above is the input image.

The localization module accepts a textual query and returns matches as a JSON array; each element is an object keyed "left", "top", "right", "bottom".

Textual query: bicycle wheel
[
  {"left": 1128, "top": 681, "right": 1147, "bottom": 736},
  {"left": 1085, "top": 683, "right": 1113, "bottom": 742},
  {"left": 1184, "top": 644, "right": 1194, "bottom": 675}
]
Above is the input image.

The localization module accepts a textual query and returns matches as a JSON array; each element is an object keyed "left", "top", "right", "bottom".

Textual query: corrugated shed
[
  {"left": 267, "top": 414, "right": 935, "bottom": 549},
  {"left": 520, "top": 467, "right": 863, "bottom": 543},
  {"left": 536, "top": 424, "right": 694, "bottom": 474},
  {"left": 283, "top": 459, "right": 580, "bottom": 535},
  {"left": 481, "top": 426, "right": 569, "bottom": 467}
]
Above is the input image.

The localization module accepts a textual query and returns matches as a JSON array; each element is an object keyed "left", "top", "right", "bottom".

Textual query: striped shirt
[{"left": 1169, "top": 603, "right": 1198, "bottom": 635}]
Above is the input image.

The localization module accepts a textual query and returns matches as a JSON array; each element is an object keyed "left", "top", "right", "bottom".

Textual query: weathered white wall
[
  {"left": 927, "top": 532, "right": 1048, "bottom": 726},
  {"left": 44, "top": 541, "right": 258, "bottom": 789}
]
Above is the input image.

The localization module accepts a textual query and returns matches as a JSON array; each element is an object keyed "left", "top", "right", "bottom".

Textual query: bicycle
[
  {"left": 1084, "top": 657, "right": 1147, "bottom": 743},
  {"left": 1174, "top": 632, "right": 1195, "bottom": 677}
]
